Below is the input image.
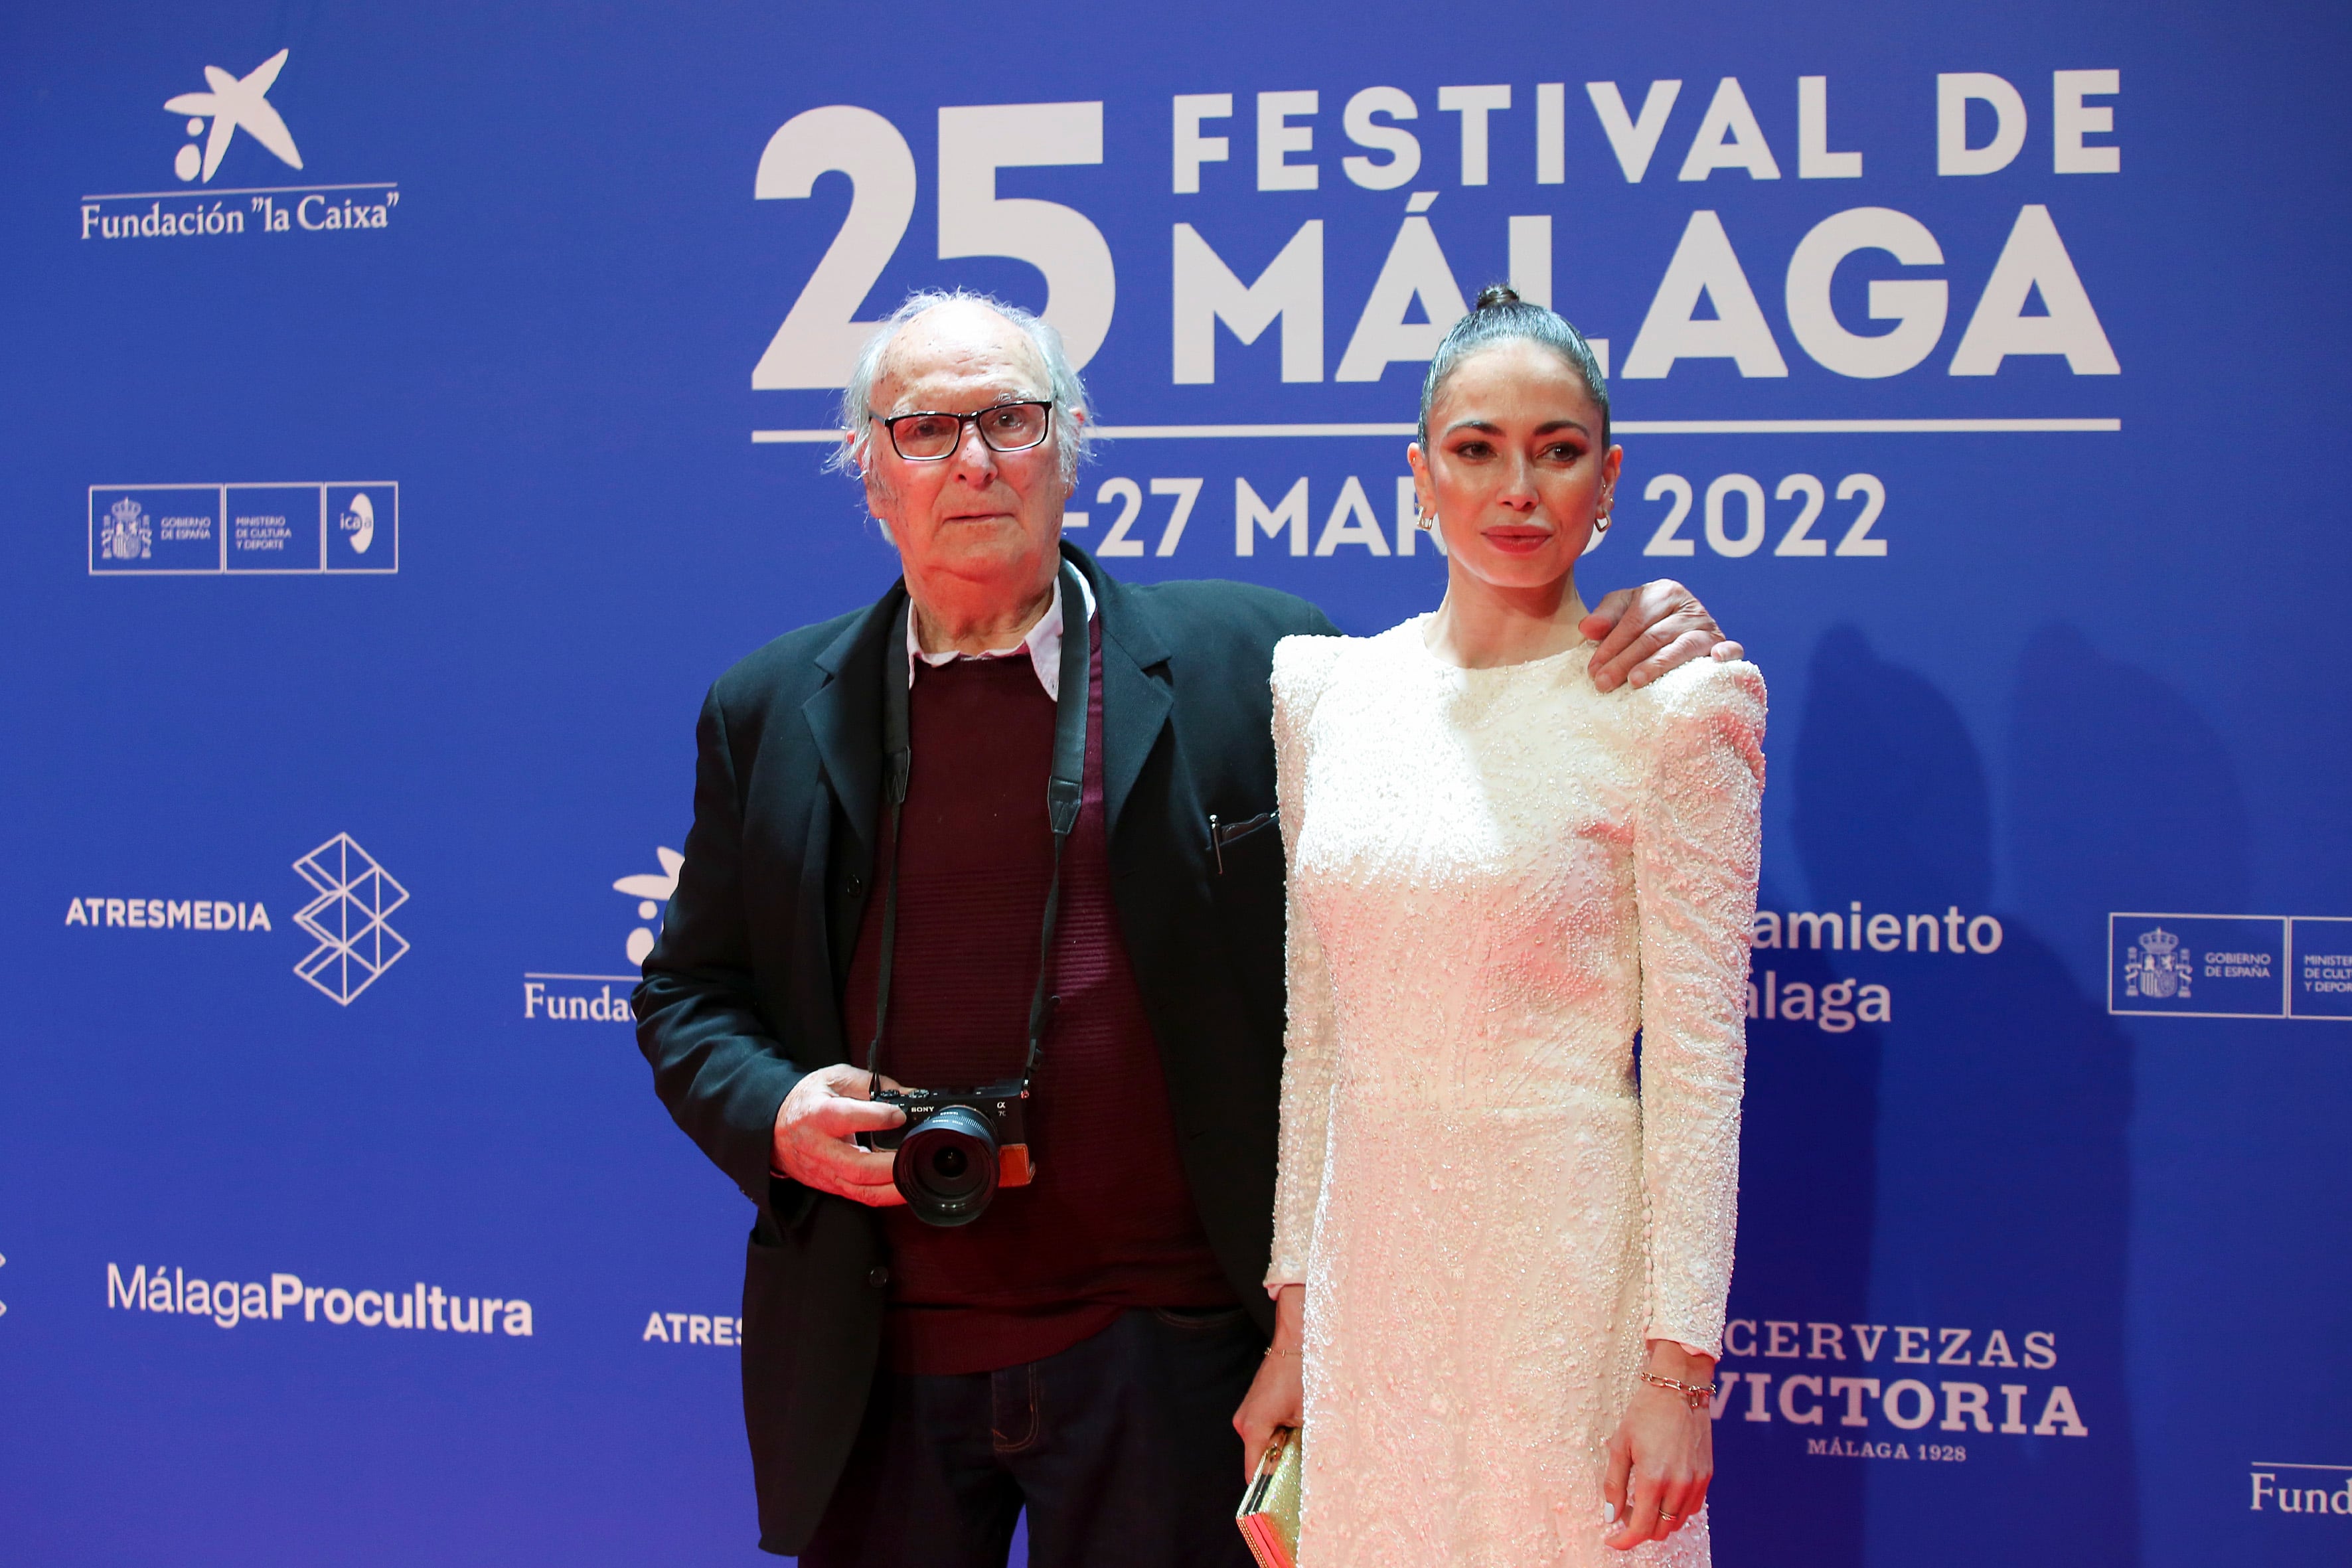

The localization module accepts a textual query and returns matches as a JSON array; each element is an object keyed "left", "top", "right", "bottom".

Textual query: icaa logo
[{"left": 340, "top": 493, "right": 376, "bottom": 554}]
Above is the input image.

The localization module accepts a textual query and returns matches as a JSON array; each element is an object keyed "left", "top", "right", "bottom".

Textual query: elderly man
[{"left": 635, "top": 290, "right": 1739, "bottom": 1567}]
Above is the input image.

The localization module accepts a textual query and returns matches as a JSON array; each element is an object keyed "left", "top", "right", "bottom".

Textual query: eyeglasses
[{"left": 869, "top": 400, "right": 1055, "bottom": 461}]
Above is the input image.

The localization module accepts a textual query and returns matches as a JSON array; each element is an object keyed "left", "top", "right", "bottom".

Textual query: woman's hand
[
  {"left": 1232, "top": 1284, "right": 1306, "bottom": 1480},
  {"left": 1601, "top": 1342, "right": 1716, "bottom": 1550}
]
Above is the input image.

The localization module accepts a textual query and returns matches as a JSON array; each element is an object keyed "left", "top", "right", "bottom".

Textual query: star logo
[
  {"left": 291, "top": 833, "right": 410, "bottom": 1006},
  {"left": 164, "top": 48, "right": 303, "bottom": 184},
  {"left": 614, "top": 848, "right": 683, "bottom": 967}
]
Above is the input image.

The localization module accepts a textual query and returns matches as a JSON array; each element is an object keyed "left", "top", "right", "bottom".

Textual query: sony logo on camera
[{"left": 859, "top": 1083, "right": 1034, "bottom": 1228}]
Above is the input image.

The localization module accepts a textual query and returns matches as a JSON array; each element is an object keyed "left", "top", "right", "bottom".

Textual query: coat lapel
[
  {"left": 802, "top": 583, "right": 905, "bottom": 861},
  {"left": 808, "top": 550, "right": 1169, "bottom": 847},
  {"left": 1072, "top": 544, "right": 1174, "bottom": 842}
]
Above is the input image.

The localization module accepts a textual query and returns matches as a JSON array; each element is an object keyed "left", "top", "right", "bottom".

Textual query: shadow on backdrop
[
  {"left": 2002, "top": 623, "right": 2254, "bottom": 1565},
  {"left": 2003, "top": 623, "right": 2251, "bottom": 982},
  {"left": 1716, "top": 625, "right": 2138, "bottom": 1568}
]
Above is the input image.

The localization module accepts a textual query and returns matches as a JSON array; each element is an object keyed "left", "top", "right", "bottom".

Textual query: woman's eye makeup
[{"left": 1441, "top": 427, "right": 1590, "bottom": 464}]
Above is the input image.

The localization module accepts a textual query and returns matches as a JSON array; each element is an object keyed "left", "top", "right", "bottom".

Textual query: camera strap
[{"left": 864, "top": 559, "right": 1091, "bottom": 1099}]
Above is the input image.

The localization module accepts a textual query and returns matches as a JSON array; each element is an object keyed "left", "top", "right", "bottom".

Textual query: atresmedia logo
[
  {"left": 291, "top": 834, "right": 409, "bottom": 1006},
  {"left": 61, "top": 832, "right": 409, "bottom": 1006}
]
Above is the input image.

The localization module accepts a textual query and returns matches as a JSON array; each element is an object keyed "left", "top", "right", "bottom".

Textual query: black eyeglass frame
[{"left": 867, "top": 400, "right": 1058, "bottom": 461}]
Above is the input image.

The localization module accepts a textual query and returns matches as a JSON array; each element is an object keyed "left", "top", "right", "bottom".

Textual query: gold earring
[
  {"left": 1594, "top": 512, "right": 1610, "bottom": 532},
  {"left": 1415, "top": 509, "right": 1436, "bottom": 532}
]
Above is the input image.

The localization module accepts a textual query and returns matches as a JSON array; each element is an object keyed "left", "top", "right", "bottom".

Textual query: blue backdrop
[{"left": 4, "top": 2, "right": 2347, "bottom": 1563}]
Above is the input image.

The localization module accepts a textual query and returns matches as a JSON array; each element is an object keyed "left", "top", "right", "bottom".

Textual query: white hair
[{"left": 828, "top": 289, "right": 1093, "bottom": 484}]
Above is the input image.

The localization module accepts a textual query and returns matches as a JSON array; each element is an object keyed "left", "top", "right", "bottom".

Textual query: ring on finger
[{"left": 1658, "top": 1508, "right": 1678, "bottom": 1522}]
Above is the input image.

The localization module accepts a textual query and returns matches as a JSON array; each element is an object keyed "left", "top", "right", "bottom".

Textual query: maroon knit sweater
[{"left": 840, "top": 622, "right": 1237, "bottom": 1375}]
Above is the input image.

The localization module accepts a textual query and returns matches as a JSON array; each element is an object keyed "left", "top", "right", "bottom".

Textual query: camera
[{"left": 858, "top": 1080, "right": 1034, "bottom": 1227}]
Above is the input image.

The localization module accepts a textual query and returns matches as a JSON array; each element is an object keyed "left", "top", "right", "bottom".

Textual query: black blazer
[{"left": 634, "top": 542, "right": 1337, "bottom": 1553}]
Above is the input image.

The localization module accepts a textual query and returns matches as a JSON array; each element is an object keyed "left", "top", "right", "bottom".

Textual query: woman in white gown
[{"left": 1234, "top": 287, "right": 1764, "bottom": 1567}]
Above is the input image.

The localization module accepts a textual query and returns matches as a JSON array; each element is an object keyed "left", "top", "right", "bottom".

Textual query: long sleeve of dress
[
  {"left": 1632, "top": 660, "right": 1767, "bottom": 1357},
  {"left": 1265, "top": 635, "right": 1344, "bottom": 1290}
]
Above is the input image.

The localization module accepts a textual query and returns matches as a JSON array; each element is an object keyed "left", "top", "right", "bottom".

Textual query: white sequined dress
[{"left": 1267, "top": 618, "right": 1765, "bottom": 1568}]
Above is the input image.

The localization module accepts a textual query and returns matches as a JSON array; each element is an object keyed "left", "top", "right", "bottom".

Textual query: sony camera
[{"left": 858, "top": 1080, "right": 1034, "bottom": 1227}]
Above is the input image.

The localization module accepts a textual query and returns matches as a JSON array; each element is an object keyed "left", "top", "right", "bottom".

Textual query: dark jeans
[{"left": 799, "top": 1306, "right": 1265, "bottom": 1568}]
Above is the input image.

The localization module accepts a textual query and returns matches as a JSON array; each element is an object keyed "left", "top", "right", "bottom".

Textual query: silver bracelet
[{"left": 1638, "top": 1370, "right": 1717, "bottom": 1409}]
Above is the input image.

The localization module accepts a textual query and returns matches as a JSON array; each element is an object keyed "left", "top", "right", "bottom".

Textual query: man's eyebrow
[{"left": 887, "top": 394, "right": 1046, "bottom": 415}]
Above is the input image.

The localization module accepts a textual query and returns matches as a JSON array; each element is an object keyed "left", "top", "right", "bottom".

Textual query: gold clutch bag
[{"left": 1235, "top": 1426, "right": 1302, "bottom": 1568}]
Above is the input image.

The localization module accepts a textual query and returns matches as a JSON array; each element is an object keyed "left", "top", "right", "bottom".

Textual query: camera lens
[{"left": 893, "top": 1104, "right": 998, "bottom": 1227}]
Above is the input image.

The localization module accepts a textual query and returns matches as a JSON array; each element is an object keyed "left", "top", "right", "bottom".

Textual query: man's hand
[
  {"left": 771, "top": 1063, "right": 909, "bottom": 1208},
  {"left": 1233, "top": 1283, "right": 1306, "bottom": 1480},
  {"left": 1581, "top": 580, "right": 1745, "bottom": 692}
]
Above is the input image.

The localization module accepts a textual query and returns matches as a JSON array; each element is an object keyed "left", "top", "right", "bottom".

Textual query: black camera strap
[{"left": 864, "top": 560, "right": 1090, "bottom": 1099}]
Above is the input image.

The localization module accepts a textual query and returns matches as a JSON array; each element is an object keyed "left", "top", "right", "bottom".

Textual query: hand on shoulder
[{"left": 1579, "top": 580, "right": 1745, "bottom": 693}]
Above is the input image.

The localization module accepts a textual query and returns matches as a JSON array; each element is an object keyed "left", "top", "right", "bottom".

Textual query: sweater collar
[{"left": 905, "top": 569, "right": 1097, "bottom": 701}]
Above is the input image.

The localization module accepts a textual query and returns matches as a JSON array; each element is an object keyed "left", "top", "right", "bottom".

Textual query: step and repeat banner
[{"left": 3, "top": 1, "right": 2347, "bottom": 1563}]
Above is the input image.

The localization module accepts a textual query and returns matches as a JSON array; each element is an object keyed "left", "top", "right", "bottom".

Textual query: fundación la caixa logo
[
  {"left": 163, "top": 47, "right": 303, "bottom": 186},
  {"left": 63, "top": 832, "right": 410, "bottom": 1006},
  {"left": 80, "top": 46, "right": 398, "bottom": 243},
  {"left": 2249, "top": 1461, "right": 2352, "bottom": 1520},
  {"left": 521, "top": 848, "right": 681, "bottom": 1024}
]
